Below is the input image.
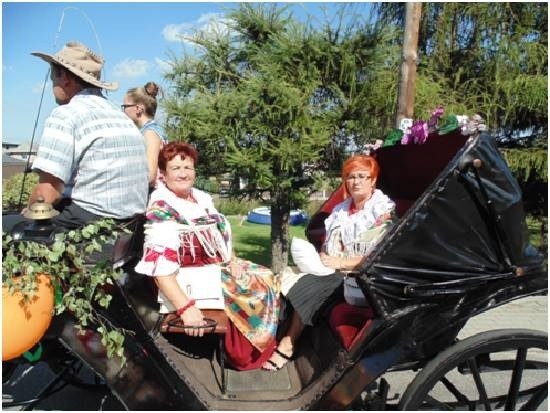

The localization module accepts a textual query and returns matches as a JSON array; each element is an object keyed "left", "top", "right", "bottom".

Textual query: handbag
[
  {"left": 158, "top": 264, "right": 225, "bottom": 311},
  {"left": 343, "top": 275, "right": 368, "bottom": 307}
]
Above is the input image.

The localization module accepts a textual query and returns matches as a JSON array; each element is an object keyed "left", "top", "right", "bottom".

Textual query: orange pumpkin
[{"left": 2, "top": 274, "right": 55, "bottom": 360}]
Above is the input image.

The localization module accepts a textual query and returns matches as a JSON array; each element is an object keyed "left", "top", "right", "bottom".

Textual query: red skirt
[{"left": 224, "top": 322, "right": 276, "bottom": 371}]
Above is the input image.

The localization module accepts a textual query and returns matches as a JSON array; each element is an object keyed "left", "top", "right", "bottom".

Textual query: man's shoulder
[
  {"left": 50, "top": 94, "right": 113, "bottom": 117},
  {"left": 71, "top": 93, "right": 118, "bottom": 111}
]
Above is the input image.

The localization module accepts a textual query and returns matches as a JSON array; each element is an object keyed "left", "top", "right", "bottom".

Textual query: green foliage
[
  {"left": 164, "top": 2, "right": 548, "bottom": 268},
  {"left": 526, "top": 215, "right": 547, "bottom": 258},
  {"left": 2, "top": 172, "right": 38, "bottom": 211},
  {"left": 195, "top": 177, "right": 220, "bottom": 193},
  {"left": 2, "top": 220, "right": 130, "bottom": 365},
  {"left": 215, "top": 197, "right": 261, "bottom": 216},
  {"left": 164, "top": 3, "right": 386, "bottom": 271},
  {"left": 501, "top": 148, "right": 548, "bottom": 182},
  {"left": 374, "top": 2, "right": 548, "bottom": 136}
]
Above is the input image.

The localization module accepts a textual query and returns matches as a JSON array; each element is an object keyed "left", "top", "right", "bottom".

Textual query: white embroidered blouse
[
  {"left": 134, "top": 182, "right": 232, "bottom": 277},
  {"left": 323, "top": 189, "right": 395, "bottom": 258}
]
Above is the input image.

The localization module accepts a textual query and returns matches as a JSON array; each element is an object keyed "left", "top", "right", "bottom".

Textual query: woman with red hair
[{"left": 263, "top": 154, "right": 395, "bottom": 371}]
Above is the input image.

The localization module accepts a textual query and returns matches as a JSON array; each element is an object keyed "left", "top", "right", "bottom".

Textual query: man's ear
[{"left": 62, "top": 68, "right": 79, "bottom": 88}]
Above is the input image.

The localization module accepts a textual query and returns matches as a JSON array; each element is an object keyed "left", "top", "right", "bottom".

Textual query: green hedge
[{"left": 2, "top": 172, "right": 38, "bottom": 211}]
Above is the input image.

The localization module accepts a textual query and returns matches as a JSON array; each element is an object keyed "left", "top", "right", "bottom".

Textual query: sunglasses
[{"left": 121, "top": 104, "right": 138, "bottom": 110}]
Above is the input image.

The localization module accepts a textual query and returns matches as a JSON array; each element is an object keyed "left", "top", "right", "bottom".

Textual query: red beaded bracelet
[{"left": 176, "top": 299, "right": 196, "bottom": 316}]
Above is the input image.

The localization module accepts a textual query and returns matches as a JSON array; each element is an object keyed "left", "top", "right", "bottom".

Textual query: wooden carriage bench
[{"left": 160, "top": 310, "right": 230, "bottom": 393}]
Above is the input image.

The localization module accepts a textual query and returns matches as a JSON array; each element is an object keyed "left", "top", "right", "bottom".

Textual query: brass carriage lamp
[
  {"left": 23, "top": 197, "right": 60, "bottom": 220},
  {"left": 11, "top": 197, "right": 61, "bottom": 243}
]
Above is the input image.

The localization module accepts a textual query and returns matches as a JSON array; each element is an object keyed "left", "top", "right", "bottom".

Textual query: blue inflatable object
[{"left": 247, "top": 207, "right": 308, "bottom": 225}]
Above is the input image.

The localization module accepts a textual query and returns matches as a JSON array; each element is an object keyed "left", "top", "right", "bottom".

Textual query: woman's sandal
[{"left": 262, "top": 348, "right": 293, "bottom": 371}]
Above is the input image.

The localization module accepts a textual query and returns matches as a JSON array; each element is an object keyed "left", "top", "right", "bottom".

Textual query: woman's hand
[
  {"left": 320, "top": 252, "right": 342, "bottom": 270},
  {"left": 181, "top": 305, "right": 207, "bottom": 337}
]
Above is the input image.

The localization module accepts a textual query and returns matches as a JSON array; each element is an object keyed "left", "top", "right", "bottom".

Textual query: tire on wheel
[{"left": 399, "top": 329, "right": 548, "bottom": 411}]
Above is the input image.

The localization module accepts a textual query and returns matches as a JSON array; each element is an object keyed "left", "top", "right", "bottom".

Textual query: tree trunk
[
  {"left": 395, "top": 2, "right": 422, "bottom": 128},
  {"left": 270, "top": 188, "right": 290, "bottom": 274}
]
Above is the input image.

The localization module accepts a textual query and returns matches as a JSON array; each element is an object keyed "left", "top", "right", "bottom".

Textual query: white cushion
[{"left": 291, "top": 238, "right": 334, "bottom": 276}]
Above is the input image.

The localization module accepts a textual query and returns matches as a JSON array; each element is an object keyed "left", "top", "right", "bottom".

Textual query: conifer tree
[{"left": 164, "top": 4, "right": 391, "bottom": 271}]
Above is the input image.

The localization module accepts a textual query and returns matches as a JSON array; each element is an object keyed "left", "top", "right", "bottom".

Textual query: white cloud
[
  {"left": 198, "top": 16, "right": 233, "bottom": 39},
  {"left": 112, "top": 58, "right": 150, "bottom": 78},
  {"left": 162, "top": 13, "right": 235, "bottom": 46},
  {"left": 162, "top": 22, "right": 194, "bottom": 43},
  {"left": 155, "top": 57, "right": 173, "bottom": 75}
]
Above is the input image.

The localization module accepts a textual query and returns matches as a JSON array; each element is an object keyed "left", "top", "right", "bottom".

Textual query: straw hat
[{"left": 31, "top": 41, "right": 118, "bottom": 91}]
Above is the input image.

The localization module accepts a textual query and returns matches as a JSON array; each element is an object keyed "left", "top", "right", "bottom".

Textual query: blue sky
[{"left": 2, "top": 1, "right": 373, "bottom": 144}]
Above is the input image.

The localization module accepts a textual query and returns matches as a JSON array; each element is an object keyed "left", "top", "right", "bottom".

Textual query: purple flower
[
  {"left": 432, "top": 107, "right": 444, "bottom": 117},
  {"left": 411, "top": 120, "right": 429, "bottom": 144},
  {"left": 401, "top": 133, "right": 412, "bottom": 145},
  {"left": 428, "top": 107, "right": 444, "bottom": 130}
]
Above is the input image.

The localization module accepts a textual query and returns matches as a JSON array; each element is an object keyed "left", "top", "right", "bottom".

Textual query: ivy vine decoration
[{"left": 2, "top": 219, "right": 131, "bottom": 364}]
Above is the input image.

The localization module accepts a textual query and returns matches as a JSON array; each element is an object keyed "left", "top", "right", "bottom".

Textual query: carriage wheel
[{"left": 399, "top": 329, "right": 547, "bottom": 410}]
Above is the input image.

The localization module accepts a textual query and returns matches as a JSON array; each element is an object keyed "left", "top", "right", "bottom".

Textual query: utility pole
[{"left": 395, "top": 2, "right": 422, "bottom": 128}]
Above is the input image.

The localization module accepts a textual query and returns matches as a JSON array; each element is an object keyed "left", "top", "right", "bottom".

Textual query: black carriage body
[
  {"left": 4, "top": 131, "right": 546, "bottom": 410},
  {"left": 310, "top": 131, "right": 547, "bottom": 408},
  {"left": 364, "top": 132, "right": 545, "bottom": 327}
]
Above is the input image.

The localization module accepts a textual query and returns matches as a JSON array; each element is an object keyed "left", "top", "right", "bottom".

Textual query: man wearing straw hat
[{"left": 26, "top": 41, "right": 148, "bottom": 228}]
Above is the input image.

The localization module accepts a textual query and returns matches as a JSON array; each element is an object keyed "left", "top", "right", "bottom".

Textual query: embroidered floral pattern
[{"left": 146, "top": 200, "right": 186, "bottom": 223}]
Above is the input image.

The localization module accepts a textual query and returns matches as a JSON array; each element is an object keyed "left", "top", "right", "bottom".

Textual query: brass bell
[{"left": 24, "top": 197, "right": 59, "bottom": 220}]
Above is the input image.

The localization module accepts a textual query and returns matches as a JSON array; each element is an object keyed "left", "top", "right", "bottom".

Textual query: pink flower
[{"left": 362, "top": 139, "right": 384, "bottom": 155}]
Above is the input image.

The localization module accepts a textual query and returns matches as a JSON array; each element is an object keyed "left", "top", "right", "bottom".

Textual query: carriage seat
[{"left": 328, "top": 302, "right": 375, "bottom": 351}]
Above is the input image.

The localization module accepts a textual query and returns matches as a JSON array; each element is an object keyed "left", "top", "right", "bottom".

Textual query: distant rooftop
[
  {"left": 2, "top": 142, "right": 20, "bottom": 150},
  {"left": 2, "top": 153, "right": 28, "bottom": 165}
]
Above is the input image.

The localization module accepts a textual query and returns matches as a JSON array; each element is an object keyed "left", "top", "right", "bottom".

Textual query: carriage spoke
[
  {"left": 423, "top": 394, "right": 453, "bottom": 410},
  {"left": 520, "top": 383, "right": 548, "bottom": 411},
  {"left": 467, "top": 357, "right": 491, "bottom": 410},
  {"left": 440, "top": 376, "right": 473, "bottom": 407},
  {"left": 399, "top": 330, "right": 547, "bottom": 411},
  {"left": 504, "top": 347, "right": 527, "bottom": 410}
]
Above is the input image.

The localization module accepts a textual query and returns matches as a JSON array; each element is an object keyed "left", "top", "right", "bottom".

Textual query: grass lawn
[{"left": 227, "top": 215, "right": 308, "bottom": 267}]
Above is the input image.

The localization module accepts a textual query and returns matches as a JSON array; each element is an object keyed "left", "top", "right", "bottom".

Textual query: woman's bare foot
[{"left": 262, "top": 347, "right": 293, "bottom": 371}]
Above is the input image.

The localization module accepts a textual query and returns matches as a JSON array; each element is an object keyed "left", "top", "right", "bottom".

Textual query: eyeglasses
[
  {"left": 345, "top": 173, "right": 372, "bottom": 182},
  {"left": 121, "top": 104, "right": 138, "bottom": 110}
]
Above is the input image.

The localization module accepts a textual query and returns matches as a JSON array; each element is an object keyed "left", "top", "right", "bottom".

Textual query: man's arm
[{"left": 27, "top": 170, "right": 65, "bottom": 207}]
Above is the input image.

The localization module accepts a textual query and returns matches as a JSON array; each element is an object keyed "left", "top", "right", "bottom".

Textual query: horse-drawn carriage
[{"left": 2, "top": 129, "right": 547, "bottom": 410}]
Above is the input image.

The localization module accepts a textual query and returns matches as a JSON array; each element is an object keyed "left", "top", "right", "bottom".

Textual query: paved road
[
  {"left": 379, "top": 295, "right": 548, "bottom": 410},
  {"left": 3, "top": 295, "right": 547, "bottom": 410}
]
